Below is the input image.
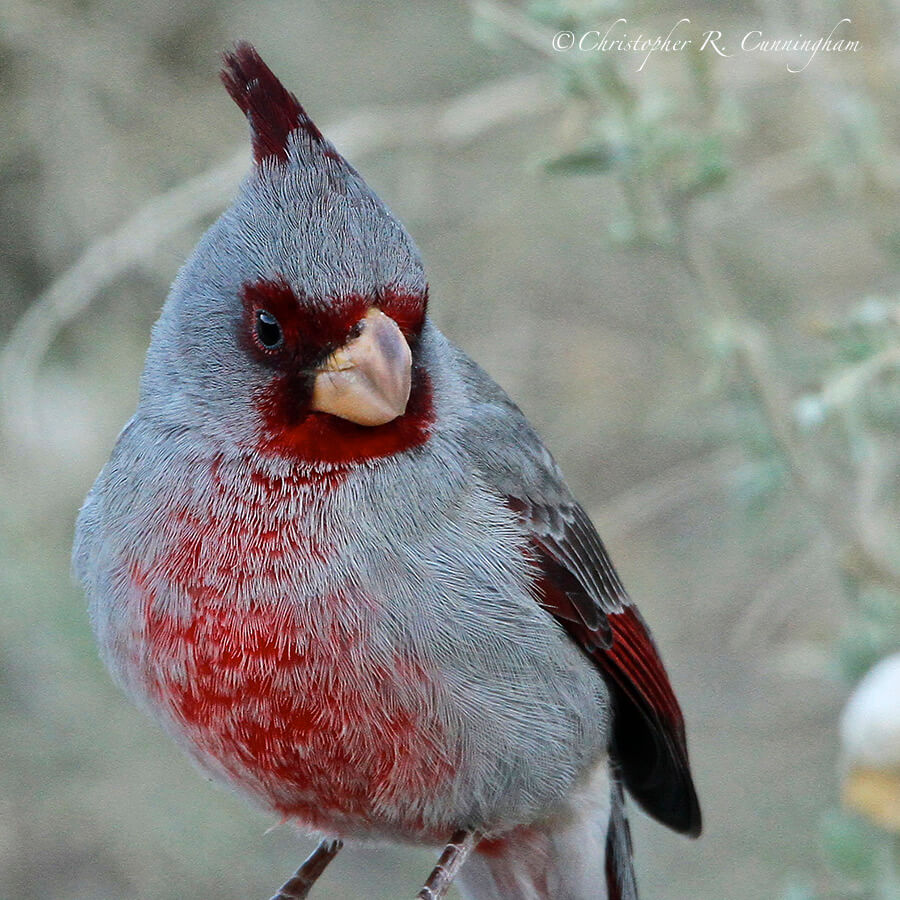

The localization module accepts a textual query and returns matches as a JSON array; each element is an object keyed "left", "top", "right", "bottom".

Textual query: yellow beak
[{"left": 310, "top": 308, "right": 412, "bottom": 426}]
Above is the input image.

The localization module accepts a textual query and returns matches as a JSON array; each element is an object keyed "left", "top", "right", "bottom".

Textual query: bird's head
[{"left": 144, "top": 43, "right": 432, "bottom": 465}]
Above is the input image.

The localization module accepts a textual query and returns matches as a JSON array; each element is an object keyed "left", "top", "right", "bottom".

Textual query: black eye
[{"left": 255, "top": 310, "right": 283, "bottom": 349}]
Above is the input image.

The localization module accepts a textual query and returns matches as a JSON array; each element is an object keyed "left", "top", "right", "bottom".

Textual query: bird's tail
[{"left": 457, "top": 764, "right": 637, "bottom": 900}]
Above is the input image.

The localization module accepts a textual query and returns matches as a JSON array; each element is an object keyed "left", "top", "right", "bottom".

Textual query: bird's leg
[
  {"left": 416, "top": 829, "right": 479, "bottom": 900},
  {"left": 268, "top": 839, "right": 343, "bottom": 900}
]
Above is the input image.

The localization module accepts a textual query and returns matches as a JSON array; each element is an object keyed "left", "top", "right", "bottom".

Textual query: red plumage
[
  {"left": 132, "top": 464, "right": 453, "bottom": 839},
  {"left": 255, "top": 366, "right": 434, "bottom": 464},
  {"left": 520, "top": 508, "right": 701, "bottom": 837},
  {"left": 240, "top": 278, "right": 371, "bottom": 364},
  {"left": 237, "top": 278, "right": 434, "bottom": 463},
  {"left": 221, "top": 42, "right": 324, "bottom": 163},
  {"left": 77, "top": 41, "right": 701, "bottom": 900}
]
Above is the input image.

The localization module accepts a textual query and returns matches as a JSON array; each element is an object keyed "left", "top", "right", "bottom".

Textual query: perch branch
[{"left": 417, "top": 829, "right": 479, "bottom": 900}]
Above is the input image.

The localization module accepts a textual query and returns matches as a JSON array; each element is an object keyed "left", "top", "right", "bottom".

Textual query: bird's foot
[
  {"left": 268, "top": 839, "right": 343, "bottom": 900},
  {"left": 416, "top": 829, "right": 479, "bottom": 900}
]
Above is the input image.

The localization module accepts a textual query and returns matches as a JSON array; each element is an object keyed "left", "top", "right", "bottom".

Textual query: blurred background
[{"left": 1, "top": 1, "right": 899, "bottom": 898}]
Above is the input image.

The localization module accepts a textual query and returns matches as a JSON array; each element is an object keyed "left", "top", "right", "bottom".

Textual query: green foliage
[
  {"left": 784, "top": 810, "right": 900, "bottom": 900},
  {"left": 485, "top": 3, "right": 900, "bottom": 896},
  {"left": 822, "top": 809, "right": 882, "bottom": 884},
  {"left": 543, "top": 143, "right": 617, "bottom": 174},
  {"left": 837, "top": 585, "right": 900, "bottom": 684},
  {"left": 824, "top": 298, "right": 900, "bottom": 364},
  {"left": 816, "top": 92, "right": 890, "bottom": 198},
  {"left": 486, "top": 0, "right": 743, "bottom": 245},
  {"left": 781, "top": 880, "right": 817, "bottom": 900}
]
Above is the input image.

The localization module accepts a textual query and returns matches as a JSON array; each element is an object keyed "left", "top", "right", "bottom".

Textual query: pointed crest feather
[{"left": 221, "top": 42, "right": 325, "bottom": 163}]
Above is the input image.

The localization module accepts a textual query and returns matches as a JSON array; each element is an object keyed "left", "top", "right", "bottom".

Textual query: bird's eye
[{"left": 255, "top": 310, "right": 283, "bottom": 349}]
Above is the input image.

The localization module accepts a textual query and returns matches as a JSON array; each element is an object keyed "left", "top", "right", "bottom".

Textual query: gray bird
[{"left": 73, "top": 43, "right": 701, "bottom": 900}]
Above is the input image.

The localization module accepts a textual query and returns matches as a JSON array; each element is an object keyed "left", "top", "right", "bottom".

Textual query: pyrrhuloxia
[{"left": 74, "top": 43, "right": 701, "bottom": 900}]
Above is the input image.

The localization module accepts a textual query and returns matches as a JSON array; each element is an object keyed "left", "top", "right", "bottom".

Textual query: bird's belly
[
  {"left": 139, "top": 593, "right": 455, "bottom": 840},
  {"left": 111, "top": 455, "right": 609, "bottom": 841}
]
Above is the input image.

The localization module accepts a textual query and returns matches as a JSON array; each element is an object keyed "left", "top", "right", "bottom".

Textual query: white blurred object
[{"left": 840, "top": 654, "right": 900, "bottom": 832}]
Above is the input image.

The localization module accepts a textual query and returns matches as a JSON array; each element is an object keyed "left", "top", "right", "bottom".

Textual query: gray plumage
[{"left": 74, "top": 43, "right": 698, "bottom": 900}]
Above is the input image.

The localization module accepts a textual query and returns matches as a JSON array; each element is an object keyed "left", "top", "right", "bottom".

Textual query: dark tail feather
[{"left": 606, "top": 775, "right": 638, "bottom": 900}]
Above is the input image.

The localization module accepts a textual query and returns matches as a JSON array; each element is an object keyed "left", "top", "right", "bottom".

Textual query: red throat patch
[
  {"left": 256, "top": 368, "right": 434, "bottom": 465},
  {"left": 238, "top": 278, "right": 433, "bottom": 464}
]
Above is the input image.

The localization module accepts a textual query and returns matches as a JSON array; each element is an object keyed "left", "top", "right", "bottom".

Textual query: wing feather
[{"left": 455, "top": 352, "right": 701, "bottom": 836}]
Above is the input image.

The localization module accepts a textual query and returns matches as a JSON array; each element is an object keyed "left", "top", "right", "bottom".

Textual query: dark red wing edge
[{"left": 533, "top": 545, "right": 702, "bottom": 837}]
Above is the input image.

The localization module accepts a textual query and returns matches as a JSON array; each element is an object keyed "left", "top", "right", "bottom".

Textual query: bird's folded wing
[{"left": 456, "top": 355, "right": 701, "bottom": 836}]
